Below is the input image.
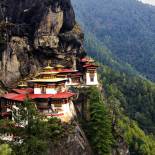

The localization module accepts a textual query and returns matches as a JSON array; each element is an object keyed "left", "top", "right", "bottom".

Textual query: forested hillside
[
  {"left": 99, "top": 65, "right": 155, "bottom": 133},
  {"left": 84, "top": 33, "right": 138, "bottom": 75},
  {"left": 99, "top": 65, "right": 155, "bottom": 154},
  {"left": 72, "top": 0, "right": 155, "bottom": 81},
  {"left": 71, "top": 1, "right": 155, "bottom": 153},
  {"left": 78, "top": 74, "right": 155, "bottom": 154}
]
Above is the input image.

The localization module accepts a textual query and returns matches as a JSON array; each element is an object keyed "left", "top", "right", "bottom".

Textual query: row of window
[{"left": 34, "top": 84, "right": 65, "bottom": 88}]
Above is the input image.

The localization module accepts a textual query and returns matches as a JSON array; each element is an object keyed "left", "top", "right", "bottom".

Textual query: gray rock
[{"left": 0, "top": 0, "right": 85, "bottom": 86}]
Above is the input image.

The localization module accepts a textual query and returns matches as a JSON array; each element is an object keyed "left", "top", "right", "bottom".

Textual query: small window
[
  {"left": 90, "top": 73, "right": 94, "bottom": 82},
  {"left": 41, "top": 86, "right": 46, "bottom": 94},
  {"left": 90, "top": 77, "right": 94, "bottom": 82},
  {"left": 54, "top": 104, "right": 62, "bottom": 108}
]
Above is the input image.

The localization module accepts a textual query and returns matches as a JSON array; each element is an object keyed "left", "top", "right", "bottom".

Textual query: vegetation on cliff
[
  {"left": 78, "top": 78, "right": 155, "bottom": 155},
  {"left": 100, "top": 65, "right": 155, "bottom": 133},
  {"left": 0, "top": 144, "right": 12, "bottom": 155},
  {"left": 117, "top": 116, "right": 155, "bottom": 155},
  {"left": 76, "top": 28, "right": 155, "bottom": 154},
  {"left": 0, "top": 100, "right": 74, "bottom": 155},
  {"left": 99, "top": 65, "right": 155, "bottom": 154},
  {"left": 79, "top": 87, "right": 113, "bottom": 154}
]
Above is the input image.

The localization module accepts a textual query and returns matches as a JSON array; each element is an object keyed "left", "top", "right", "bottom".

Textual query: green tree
[
  {"left": 83, "top": 87, "right": 113, "bottom": 155},
  {"left": 0, "top": 99, "right": 69, "bottom": 155},
  {"left": 99, "top": 65, "right": 155, "bottom": 154},
  {"left": 0, "top": 144, "right": 12, "bottom": 155}
]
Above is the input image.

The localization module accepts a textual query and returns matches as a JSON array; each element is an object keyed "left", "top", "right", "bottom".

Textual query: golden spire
[{"left": 43, "top": 61, "right": 53, "bottom": 71}]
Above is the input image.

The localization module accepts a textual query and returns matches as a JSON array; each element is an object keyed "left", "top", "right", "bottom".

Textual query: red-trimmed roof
[
  {"left": 30, "top": 94, "right": 53, "bottom": 99},
  {"left": 12, "top": 88, "right": 33, "bottom": 94},
  {"left": 75, "top": 72, "right": 82, "bottom": 76},
  {"left": 2, "top": 92, "right": 75, "bottom": 102},
  {"left": 29, "top": 92, "right": 75, "bottom": 99},
  {"left": 2, "top": 93, "right": 24, "bottom": 102},
  {"left": 81, "top": 58, "right": 90, "bottom": 62},
  {"left": 81, "top": 57, "right": 94, "bottom": 62},
  {"left": 83, "top": 64, "right": 98, "bottom": 68},
  {"left": 73, "top": 72, "right": 82, "bottom": 76},
  {"left": 68, "top": 72, "right": 82, "bottom": 78}
]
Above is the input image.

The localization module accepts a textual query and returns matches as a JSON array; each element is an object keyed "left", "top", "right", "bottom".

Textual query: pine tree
[{"left": 84, "top": 87, "right": 113, "bottom": 155}]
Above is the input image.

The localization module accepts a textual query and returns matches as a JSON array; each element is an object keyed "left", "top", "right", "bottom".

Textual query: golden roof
[
  {"left": 39, "top": 71, "right": 58, "bottom": 75},
  {"left": 55, "top": 64, "right": 64, "bottom": 69},
  {"left": 43, "top": 64, "right": 53, "bottom": 71},
  {"left": 28, "top": 78, "right": 67, "bottom": 83},
  {"left": 34, "top": 65, "right": 59, "bottom": 79},
  {"left": 40, "top": 64, "right": 58, "bottom": 75}
]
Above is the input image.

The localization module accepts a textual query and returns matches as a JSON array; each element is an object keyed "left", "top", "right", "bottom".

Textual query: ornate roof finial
[
  {"left": 43, "top": 60, "right": 53, "bottom": 71},
  {"left": 47, "top": 60, "right": 51, "bottom": 66}
]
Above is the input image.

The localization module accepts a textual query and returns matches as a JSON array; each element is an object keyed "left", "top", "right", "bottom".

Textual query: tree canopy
[{"left": 80, "top": 87, "right": 113, "bottom": 155}]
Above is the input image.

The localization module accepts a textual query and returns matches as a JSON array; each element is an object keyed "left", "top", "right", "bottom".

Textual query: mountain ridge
[{"left": 72, "top": 0, "right": 155, "bottom": 81}]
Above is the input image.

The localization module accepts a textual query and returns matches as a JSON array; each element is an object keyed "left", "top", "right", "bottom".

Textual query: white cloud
[{"left": 139, "top": 0, "right": 155, "bottom": 5}]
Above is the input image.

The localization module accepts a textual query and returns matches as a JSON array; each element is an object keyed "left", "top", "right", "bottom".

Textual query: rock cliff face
[
  {"left": 0, "top": 0, "right": 85, "bottom": 86},
  {"left": 48, "top": 123, "right": 92, "bottom": 155},
  {"left": 0, "top": 1, "right": 92, "bottom": 154}
]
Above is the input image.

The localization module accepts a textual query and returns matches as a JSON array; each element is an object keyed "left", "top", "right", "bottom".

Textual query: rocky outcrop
[
  {"left": 49, "top": 123, "right": 92, "bottom": 155},
  {"left": 0, "top": 0, "right": 85, "bottom": 86},
  {"left": 0, "top": 1, "right": 91, "bottom": 154},
  {"left": 112, "top": 136, "right": 130, "bottom": 155}
]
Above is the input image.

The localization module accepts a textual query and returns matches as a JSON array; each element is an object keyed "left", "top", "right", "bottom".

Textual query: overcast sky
[{"left": 140, "top": 0, "right": 155, "bottom": 5}]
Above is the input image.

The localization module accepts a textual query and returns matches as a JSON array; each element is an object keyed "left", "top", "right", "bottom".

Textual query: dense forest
[
  {"left": 71, "top": 2, "right": 155, "bottom": 152},
  {"left": 99, "top": 65, "right": 155, "bottom": 154},
  {"left": 78, "top": 80, "right": 155, "bottom": 154},
  {"left": 72, "top": 0, "right": 155, "bottom": 81},
  {"left": 99, "top": 65, "right": 155, "bottom": 133},
  {"left": 84, "top": 33, "right": 138, "bottom": 75}
]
